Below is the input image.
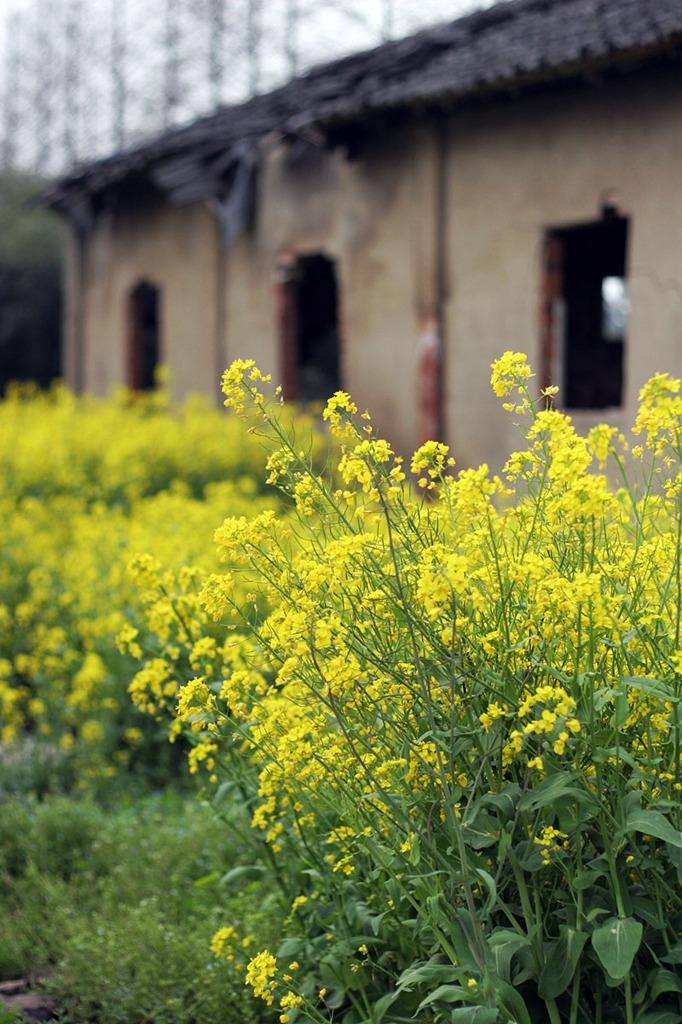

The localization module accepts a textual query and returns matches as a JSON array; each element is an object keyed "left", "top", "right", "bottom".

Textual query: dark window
[
  {"left": 128, "top": 282, "right": 160, "bottom": 391},
  {"left": 542, "top": 215, "right": 629, "bottom": 409},
  {"left": 279, "top": 254, "right": 341, "bottom": 404}
]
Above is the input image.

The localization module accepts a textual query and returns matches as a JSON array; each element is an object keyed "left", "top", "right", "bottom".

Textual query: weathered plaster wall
[
  {"left": 73, "top": 189, "right": 219, "bottom": 403},
  {"left": 226, "top": 122, "right": 437, "bottom": 458},
  {"left": 443, "top": 64, "right": 682, "bottom": 473},
  {"left": 70, "top": 62, "right": 682, "bottom": 470},
  {"left": 72, "top": 125, "right": 436, "bottom": 457}
]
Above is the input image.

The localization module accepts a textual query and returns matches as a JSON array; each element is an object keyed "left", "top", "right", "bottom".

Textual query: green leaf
[
  {"left": 369, "top": 911, "right": 388, "bottom": 935},
  {"left": 585, "top": 907, "right": 610, "bottom": 924},
  {"left": 539, "top": 927, "right": 588, "bottom": 999},
  {"left": 324, "top": 988, "right": 346, "bottom": 1009},
  {"left": 450, "top": 1008, "right": 499, "bottom": 1023},
  {"left": 219, "top": 863, "right": 266, "bottom": 886},
  {"left": 611, "top": 689, "right": 630, "bottom": 730},
  {"left": 493, "top": 978, "right": 532, "bottom": 1024},
  {"left": 418, "top": 984, "right": 469, "bottom": 1009},
  {"left": 489, "top": 932, "right": 530, "bottom": 983},
  {"left": 277, "top": 937, "right": 305, "bottom": 958},
  {"left": 591, "top": 917, "right": 643, "bottom": 978},
  {"left": 396, "top": 961, "right": 459, "bottom": 992},
  {"left": 213, "top": 780, "right": 238, "bottom": 808},
  {"left": 650, "top": 968, "right": 682, "bottom": 1001},
  {"left": 573, "top": 869, "right": 605, "bottom": 890},
  {"left": 519, "top": 773, "right": 593, "bottom": 813},
  {"left": 661, "top": 942, "right": 682, "bottom": 965},
  {"left": 666, "top": 842, "right": 682, "bottom": 885},
  {"left": 481, "top": 787, "right": 521, "bottom": 819},
  {"left": 450, "top": 916, "right": 481, "bottom": 973},
  {"left": 193, "top": 870, "right": 219, "bottom": 888},
  {"left": 476, "top": 869, "right": 497, "bottom": 907},
  {"left": 630, "top": 896, "right": 663, "bottom": 928},
  {"left": 635, "top": 1011, "right": 682, "bottom": 1024},
  {"left": 618, "top": 811, "right": 682, "bottom": 848},
  {"left": 374, "top": 990, "right": 400, "bottom": 1023},
  {"left": 619, "top": 676, "right": 677, "bottom": 702},
  {"left": 461, "top": 812, "right": 499, "bottom": 850}
]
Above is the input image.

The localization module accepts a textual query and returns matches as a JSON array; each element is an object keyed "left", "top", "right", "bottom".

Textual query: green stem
[{"left": 624, "top": 973, "right": 634, "bottom": 1024}]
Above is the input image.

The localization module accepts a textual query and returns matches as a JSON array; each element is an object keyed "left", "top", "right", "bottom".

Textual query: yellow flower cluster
[
  {"left": 244, "top": 949, "right": 278, "bottom": 1005},
  {"left": 0, "top": 381, "right": 286, "bottom": 780},
  {"left": 210, "top": 924, "right": 254, "bottom": 967},
  {"left": 116, "top": 355, "right": 682, "bottom": 1022}
]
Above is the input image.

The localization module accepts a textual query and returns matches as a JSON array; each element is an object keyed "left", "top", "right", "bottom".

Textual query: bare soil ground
[{"left": 0, "top": 975, "right": 59, "bottom": 1023}]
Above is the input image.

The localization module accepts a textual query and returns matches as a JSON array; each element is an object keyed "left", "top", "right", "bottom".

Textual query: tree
[
  {"left": 1, "top": 13, "right": 24, "bottom": 168},
  {"left": 62, "top": 0, "right": 83, "bottom": 164},
  {"left": 32, "top": 0, "right": 56, "bottom": 172},
  {"left": 110, "top": 0, "right": 127, "bottom": 148},
  {"left": 0, "top": 168, "right": 63, "bottom": 391},
  {"left": 207, "top": 0, "right": 228, "bottom": 106},
  {"left": 245, "top": 0, "right": 264, "bottom": 94}
]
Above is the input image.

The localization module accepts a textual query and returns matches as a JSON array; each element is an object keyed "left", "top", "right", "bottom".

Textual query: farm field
[{"left": 3, "top": 356, "right": 682, "bottom": 1024}]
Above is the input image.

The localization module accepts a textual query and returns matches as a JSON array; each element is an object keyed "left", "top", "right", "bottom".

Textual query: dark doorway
[
  {"left": 543, "top": 216, "right": 628, "bottom": 409},
  {"left": 128, "top": 282, "right": 160, "bottom": 391},
  {"left": 281, "top": 254, "right": 340, "bottom": 404}
]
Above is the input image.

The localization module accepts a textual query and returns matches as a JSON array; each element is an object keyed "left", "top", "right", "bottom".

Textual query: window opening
[
  {"left": 543, "top": 215, "right": 628, "bottom": 409},
  {"left": 128, "top": 281, "right": 160, "bottom": 391},
  {"left": 280, "top": 254, "right": 341, "bottom": 404}
]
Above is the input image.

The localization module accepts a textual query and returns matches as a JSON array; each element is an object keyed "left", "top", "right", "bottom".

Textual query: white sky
[
  {"left": 0, "top": 0, "right": 494, "bottom": 71},
  {"left": 0, "top": 0, "right": 497, "bottom": 170}
]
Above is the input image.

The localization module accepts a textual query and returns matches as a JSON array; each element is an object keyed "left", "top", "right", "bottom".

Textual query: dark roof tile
[{"left": 49, "top": 0, "right": 682, "bottom": 209}]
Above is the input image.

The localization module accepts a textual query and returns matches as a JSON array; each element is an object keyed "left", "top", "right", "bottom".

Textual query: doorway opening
[
  {"left": 541, "top": 215, "right": 628, "bottom": 409},
  {"left": 281, "top": 254, "right": 341, "bottom": 404},
  {"left": 128, "top": 281, "right": 160, "bottom": 390}
]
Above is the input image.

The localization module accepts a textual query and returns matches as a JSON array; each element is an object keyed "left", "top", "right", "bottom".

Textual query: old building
[{"left": 49, "top": 0, "right": 682, "bottom": 470}]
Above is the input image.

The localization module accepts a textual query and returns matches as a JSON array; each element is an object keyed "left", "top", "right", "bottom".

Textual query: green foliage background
[{"left": 0, "top": 168, "right": 62, "bottom": 392}]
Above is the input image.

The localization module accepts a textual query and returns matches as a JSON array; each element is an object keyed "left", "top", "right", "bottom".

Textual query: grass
[{"left": 0, "top": 785, "right": 278, "bottom": 1024}]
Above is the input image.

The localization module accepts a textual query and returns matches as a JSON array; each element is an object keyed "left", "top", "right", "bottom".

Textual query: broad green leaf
[
  {"left": 630, "top": 895, "right": 664, "bottom": 928},
  {"left": 323, "top": 988, "right": 346, "bottom": 1009},
  {"left": 666, "top": 842, "right": 682, "bottom": 885},
  {"left": 213, "top": 779, "right": 238, "bottom": 808},
  {"left": 450, "top": 1008, "right": 499, "bottom": 1023},
  {"left": 489, "top": 932, "right": 530, "bottom": 983},
  {"left": 193, "top": 870, "right": 219, "bottom": 888},
  {"left": 650, "top": 968, "right": 682, "bottom": 1001},
  {"left": 481, "top": 787, "right": 521, "bottom": 819},
  {"left": 662, "top": 941, "right": 682, "bottom": 965},
  {"left": 573, "top": 869, "right": 605, "bottom": 890},
  {"left": 618, "top": 811, "right": 682, "bottom": 849},
  {"left": 461, "top": 812, "right": 499, "bottom": 850},
  {"left": 418, "top": 984, "right": 469, "bottom": 1009},
  {"left": 538, "top": 927, "right": 588, "bottom": 999},
  {"left": 519, "top": 773, "right": 593, "bottom": 813},
  {"left": 635, "top": 1011, "right": 682, "bottom": 1024},
  {"left": 611, "top": 689, "right": 630, "bottom": 729},
  {"left": 219, "top": 863, "right": 265, "bottom": 886},
  {"left": 396, "top": 962, "right": 459, "bottom": 992},
  {"left": 450, "top": 916, "right": 481, "bottom": 973},
  {"left": 374, "top": 989, "right": 400, "bottom": 1023},
  {"left": 591, "top": 917, "right": 643, "bottom": 978},
  {"left": 619, "top": 676, "right": 677, "bottom": 702},
  {"left": 586, "top": 906, "right": 610, "bottom": 924},
  {"left": 493, "top": 978, "right": 532, "bottom": 1024},
  {"left": 476, "top": 868, "right": 497, "bottom": 907},
  {"left": 277, "top": 937, "right": 305, "bottom": 958}
]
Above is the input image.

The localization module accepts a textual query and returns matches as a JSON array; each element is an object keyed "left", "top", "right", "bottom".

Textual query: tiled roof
[{"left": 49, "top": 0, "right": 682, "bottom": 212}]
